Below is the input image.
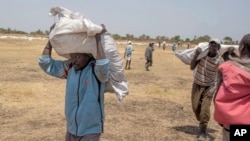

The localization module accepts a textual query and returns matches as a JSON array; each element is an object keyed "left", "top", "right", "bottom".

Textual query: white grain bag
[
  {"left": 174, "top": 42, "right": 209, "bottom": 65},
  {"left": 101, "top": 32, "right": 129, "bottom": 101},
  {"left": 48, "top": 6, "right": 129, "bottom": 101},
  {"left": 174, "top": 42, "right": 239, "bottom": 65},
  {"left": 48, "top": 6, "right": 102, "bottom": 59}
]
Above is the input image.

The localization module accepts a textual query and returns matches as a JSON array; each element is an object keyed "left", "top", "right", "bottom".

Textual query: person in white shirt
[{"left": 124, "top": 41, "right": 133, "bottom": 70}]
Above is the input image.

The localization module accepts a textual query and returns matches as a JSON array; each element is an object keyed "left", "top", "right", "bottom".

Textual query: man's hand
[
  {"left": 228, "top": 47, "right": 235, "bottom": 55},
  {"left": 99, "top": 24, "right": 107, "bottom": 34},
  {"left": 50, "top": 23, "right": 56, "bottom": 32},
  {"left": 95, "top": 24, "right": 107, "bottom": 43},
  {"left": 190, "top": 47, "right": 201, "bottom": 70},
  {"left": 42, "top": 24, "right": 55, "bottom": 56},
  {"left": 194, "top": 48, "right": 201, "bottom": 57}
]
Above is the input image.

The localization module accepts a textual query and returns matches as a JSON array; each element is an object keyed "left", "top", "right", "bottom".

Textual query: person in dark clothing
[{"left": 145, "top": 42, "right": 154, "bottom": 71}]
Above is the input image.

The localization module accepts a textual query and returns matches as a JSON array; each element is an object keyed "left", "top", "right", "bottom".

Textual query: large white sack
[
  {"left": 101, "top": 33, "right": 129, "bottom": 101},
  {"left": 48, "top": 6, "right": 102, "bottom": 59},
  {"left": 48, "top": 6, "right": 129, "bottom": 101},
  {"left": 174, "top": 42, "right": 239, "bottom": 65},
  {"left": 50, "top": 33, "right": 97, "bottom": 59}
]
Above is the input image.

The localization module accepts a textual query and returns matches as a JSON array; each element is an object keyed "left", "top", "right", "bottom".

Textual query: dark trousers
[
  {"left": 191, "top": 83, "right": 212, "bottom": 130},
  {"left": 145, "top": 60, "right": 152, "bottom": 66},
  {"left": 65, "top": 131, "right": 101, "bottom": 141}
]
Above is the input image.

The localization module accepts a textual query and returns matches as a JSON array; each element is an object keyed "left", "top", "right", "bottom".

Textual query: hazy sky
[{"left": 1, "top": 0, "right": 249, "bottom": 41}]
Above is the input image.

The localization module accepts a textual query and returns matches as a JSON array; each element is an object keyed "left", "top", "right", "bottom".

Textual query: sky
[{"left": 0, "top": 0, "right": 249, "bottom": 41}]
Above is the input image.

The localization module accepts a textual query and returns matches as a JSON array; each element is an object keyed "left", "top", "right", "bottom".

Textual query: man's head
[
  {"left": 128, "top": 41, "right": 132, "bottom": 45},
  {"left": 70, "top": 53, "right": 93, "bottom": 71},
  {"left": 208, "top": 38, "right": 221, "bottom": 56},
  {"left": 239, "top": 34, "right": 250, "bottom": 57},
  {"left": 149, "top": 42, "right": 154, "bottom": 47}
]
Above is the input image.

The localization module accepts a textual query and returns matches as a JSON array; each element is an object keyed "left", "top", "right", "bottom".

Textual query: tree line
[{"left": 0, "top": 28, "right": 238, "bottom": 45}]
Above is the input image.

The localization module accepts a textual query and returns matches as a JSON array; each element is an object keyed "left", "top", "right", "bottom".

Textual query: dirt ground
[{"left": 0, "top": 38, "right": 222, "bottom": 141}]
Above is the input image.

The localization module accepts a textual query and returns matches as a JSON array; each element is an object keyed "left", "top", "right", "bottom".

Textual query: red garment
[{"left": 214, "top": 61, "right": 250, "bottom": 126}]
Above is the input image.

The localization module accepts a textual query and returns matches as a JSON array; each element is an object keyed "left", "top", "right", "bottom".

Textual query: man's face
[
  {"left": 208, "top": 42, "right": 220, "bottom": 55},
  {"left": 70, "top": 53, "right": 91, "bottom": 71}
]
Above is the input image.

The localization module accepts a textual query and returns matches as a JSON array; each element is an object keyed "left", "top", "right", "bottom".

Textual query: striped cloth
[{"left": 194, "top": 55, "right": 221, "bottom": 86}]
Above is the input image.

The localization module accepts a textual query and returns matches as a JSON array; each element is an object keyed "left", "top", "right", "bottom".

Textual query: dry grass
[{"left": 0, "top": 38, "right": 222, "bottom": 141}]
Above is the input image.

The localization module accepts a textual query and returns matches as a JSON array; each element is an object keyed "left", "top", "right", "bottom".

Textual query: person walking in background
[
  {"left": 177, "top": 41, "right": 181, "bottom": 47},
  {"left": 172, "top": 43, "right": 176, "bottom": 52},
  {"left": 145, "top": 42, "right": 154, "bottom": 71},
  {"left": 39, "top": 25, "right": 109, "bottom": 141},
  {"left": 187, "top": 42, "right": 190, "bottom": 49},
  {"left": 162, "top": 41, "right": 166, "bottom": 50},
  {"left": 214, "top": 34, "right": 250, "bottom": 141},
  {"left": 124, "top": 41, "right": 133, "bottom": 70},
  {"left": 190, "top": 39, "right": 223, "bottom": 141}
]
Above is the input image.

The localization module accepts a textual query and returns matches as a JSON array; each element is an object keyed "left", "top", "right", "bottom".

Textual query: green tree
[
  {"left": 138, "top": 34, "right": 146, "bottom": 41},
  {"left": 112, "top": 34, "right": 121, "bottom": 40},
  {"left": 30, "top": 29, "right": 44, "bottom": 35},
  {"left": 223, "top": 36, "right": 233, "bottom": 44}
]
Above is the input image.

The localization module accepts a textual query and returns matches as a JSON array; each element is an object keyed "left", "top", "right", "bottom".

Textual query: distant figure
[
  {"left": 162, "top": 41, "right": 166, "bottom": 50},
  {"left": 145, "top": 42, "right": 154, "bottom": 71},
  {"left": 158, "top": 41, "right": 161, "bottom": 48},
  {"left": 172, "top": 43, "right": 176, "bottom": 52},
  {"left": 124, "top": 41, "right": 133, "bottom": 70},
  {"left": 177, "top": 41, "right": 181, "bottom": 47},
  {"left": 187, "top": 43, "right": 190, "bottom": 49},
  {"left": 214, "top": 34, "right": 250, "bottom": 141},
  {"left": 190, "top": 38, "right": 223, "bottom": 141}
]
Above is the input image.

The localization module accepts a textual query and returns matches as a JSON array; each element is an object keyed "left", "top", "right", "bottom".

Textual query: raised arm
[
  {"left": 93, "top": 24, "right": 110, "bottom": 83},
  {"left": 42, "top": 41, "right": 52, "bottom": 56},
  {"left": 95, "top": 24, "right": 107, "bottom": 60},
  {"left": 190, "top": 48, "right": 201, "bottom": 70},
  {"left": 38, "top": 24, "right": 71, "bottom": 79}
]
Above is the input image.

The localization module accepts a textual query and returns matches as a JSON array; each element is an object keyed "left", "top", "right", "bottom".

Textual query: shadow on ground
[{"left": 173, "top": 125, "right": 218, "bottom": 141}]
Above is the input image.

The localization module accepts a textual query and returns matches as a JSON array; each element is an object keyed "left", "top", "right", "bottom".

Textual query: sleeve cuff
[{"left": 96, "top": 59, "right": 109, "bottom": 65}]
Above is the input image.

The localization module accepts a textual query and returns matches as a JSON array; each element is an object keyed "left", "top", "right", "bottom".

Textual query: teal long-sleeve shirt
[{"left": 38, "top": 55, "right": 109, "bottom": 136}]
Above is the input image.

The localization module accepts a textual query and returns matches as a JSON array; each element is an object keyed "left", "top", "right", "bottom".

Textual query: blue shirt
[
  {"left": 38, "top": 55, "right": 109, "bottom": 136},
  {"left": 125, "top": 45, "right": 133, "bottom": 56}
]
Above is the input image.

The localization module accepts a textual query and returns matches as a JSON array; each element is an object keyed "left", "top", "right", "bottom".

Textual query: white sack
[
  {"left": 48, "top": 6, "right": 102, "bottom": 59},
  {"left": 48, "top": 6, "right": 129, "bottom": 101},
  {"left": 174, "top": 42, "right": 239, "bottom": 65},
  {"left": 101, "top": 33, "right": 129, "bottom": 101}
]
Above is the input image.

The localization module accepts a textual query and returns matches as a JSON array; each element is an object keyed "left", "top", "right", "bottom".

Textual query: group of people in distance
[
  {"left": 123, "top": 41, "right": 188, "bottom": 71},
  {"left": 124, "top": 41, "right": 154, "bottom": 71},
  {"left": 39, "top": 22, "right": 250, "bottom": 141}
]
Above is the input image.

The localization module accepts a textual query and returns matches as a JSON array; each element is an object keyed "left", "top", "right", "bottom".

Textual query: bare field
[{"left": 0, "top": 39, "right": 222, "bottom": 141}]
